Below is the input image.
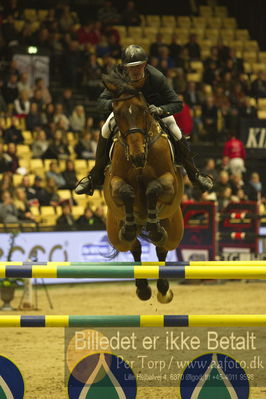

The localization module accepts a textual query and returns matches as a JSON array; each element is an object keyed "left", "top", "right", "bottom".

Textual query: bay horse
[{"left": 102, "top": 70, "right": 184, "bottom": 303}]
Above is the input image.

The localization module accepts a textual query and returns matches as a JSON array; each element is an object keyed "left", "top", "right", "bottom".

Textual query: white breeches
[{"left": 101, "top": 112, "right": 182, "bottom": 140}]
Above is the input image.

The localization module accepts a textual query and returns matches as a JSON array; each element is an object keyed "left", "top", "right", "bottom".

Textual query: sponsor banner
[
  {"left": 240, "top": 118, "right": 266, "bottom": 156},
  {"left": 177, "top": 202, "right": 216, "bottom": 261},
  {"left": 0, "top": 231, "right": 178, "bottom": 284},
  {"left": 219, "top": 202, "right": 259, "bottom": 254},
  {"left": 13, "top": 54, "right": 50, "bottom": 87}
]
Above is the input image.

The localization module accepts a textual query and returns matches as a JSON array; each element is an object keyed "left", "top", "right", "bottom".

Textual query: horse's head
[{"left": 103, "top": 72, "right": 152, "bottom": 169}]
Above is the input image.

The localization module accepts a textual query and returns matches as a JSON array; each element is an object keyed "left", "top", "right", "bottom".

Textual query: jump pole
[
  {"left": 1, "top": 265, "right": 266, "bottom": 279},
  {"left": 0, "top": 315, "right": 265, "bottom": 327},
  {"left": 2, "top": 261, "right": 266, "bottom": 266}
]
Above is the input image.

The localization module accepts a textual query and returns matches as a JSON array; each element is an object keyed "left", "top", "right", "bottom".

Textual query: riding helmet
[{"left": 122, "top": 45, "right": 148, "bottom": 66}]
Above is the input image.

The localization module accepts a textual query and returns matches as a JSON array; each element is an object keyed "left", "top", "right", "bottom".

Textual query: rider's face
[{"left": 126, "top": 63, "right": 146, "bottom": 81}]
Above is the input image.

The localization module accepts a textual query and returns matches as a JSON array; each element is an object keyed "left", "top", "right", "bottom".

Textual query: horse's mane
[{"left": 102, "top": 65, "right": 139, "bottom": 96}]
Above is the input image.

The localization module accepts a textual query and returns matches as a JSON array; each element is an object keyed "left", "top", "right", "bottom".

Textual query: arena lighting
[{"left": 27, "top": 46, "right": 38, "bottom": 54}]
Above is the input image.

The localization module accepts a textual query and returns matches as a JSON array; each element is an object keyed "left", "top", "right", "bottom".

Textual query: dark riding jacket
[{"left": 97, "top": 65, "right": 183, "bottom": 117}]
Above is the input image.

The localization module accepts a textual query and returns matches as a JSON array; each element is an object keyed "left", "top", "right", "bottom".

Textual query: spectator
[
  {"left": 43, "top": 103, "right": 55, "bottom": 126},
  {"left": 76, "top": 205, "right": 105, "bottom": 230},
  {"left": 77, "top": 21, "right": 101, "bottom": 46},
  {"left": 0, "top": 142, "right": 12, "bottom": 172},
  {"left": 2, "top": 15, "right": 18, "bottom": 47},
  {"left": 13, "top": 187, "right": 36, "bottom": 222},
  {"left": 245, "top": 172, "right": 263, "bottom": 201},
  {"left": 0, "top": 83, "right": 7, "bottom": 113},
  {"left": 173, "top": 95, "right": 193, "bottom": 136},
  {"left": 98, "top": 1, "right": 120, "bottom": 25},
  {"left": 204, "top": 46, "right": 220, "bottom": 70},
  {"left": 4, "top": 116, "right": 24, "bottom": 144},
  {"left": 215, "top": 170, "right": 231, "bottom": 197},
  {"left": 251, "top": 71, "right": 266, "bottom": 99},
  {"left": 26, "top": 102, "right": 43, "bottom": 131},
  {"left": 83, "top": 54, "right": 104, "bottom": 100},
  {"left": 94, "top": 205, "right": 106, "bottom": 226},
  {"left": 70, "top": 105, "right": 86, "bottom": 133},
  {"left": 62, "top": 41, "right": 83, "bottom": 88},
  {"left": 150, "top": 33, "right": 167, "bottom": 58},
  {"left": 203, "top": 61, "right": 218, "bottom": 86},
  {"left": 30, "top": 89, "right": 45, "bottom": 113},
  {"left": 217, "top": 186, "right": 233, "bottom": 211},
  {"left": 75, "top": 131, "right": 95, "bottom": 159},
  {"left": 34, "top": 78, "right": 52, "bottom": 105},
  {"left": 14, "top": 90, "right": 31, "bottom": 117},
  {"left": 53, "top": 103, "right": 70, "bottom": 131},
  {"left": 201, "top": 158, "right": 219, "bottom": 182},
  {"left": 59, "top": 4, "right": 78, "bottom": 32},
  {"left": 62, "top": 159, "right": 78, "bottom": 190},
  {"left": 20, "top": 175, "right": 37, "bottom": 202},
  {"left": 168, "top": 33, "right": 182, "bottom": 65},
  {"left": 17, "top": 72, "right": 32, "bottom": 95},
  {"left": 59, "top": 89, "right": 75, "bottom": 117},
  {"left": 223, "top": 132, "right": 246, "bottom": 176},
  {"left": 0, "top": 190, "right": 19, "bottom": 223},
  {"left": 184, "top": 81, "right": 204, "bottom": 108},
  {"left": 32, "top": 129, "right": 49, "bottom": 158},
  {"left": 56, "top": 202, "right": 77, "bottom": 231},
  {"left": 6, "top": 142, "right": 19, "bottom": 173},
  {"left": 2, "top": 74, "right": 18, "bottom": 104},
  {"left": 45, "top": 177, "right": 61, "bottom": 206},
  {"left": 200, "top": 97, "right": 218, "bottom": 142},
  {"left": 44, "top": 129, "right": 70, "bottom": 160},
  {"left": 122, "top": 1, "right": 141, "bottom": 26},
  {"left": 0, "top": 172, "right": 14, "bottom": 196},
  {"left": 185, "top": 34, "right": 201, "bottom": 60},
  {"left": 31, "top": 176, "right": 51, "bottom": 206},
  {"left": 238, "top": 97, "right": 257, "bottom": 119},
  {"left": 105, "top": 34, "right": 122, "bottom": 59},
  {"left": 46, "top": 161, "right": 66, "bottom": 188},
  {"left": 230, "top": 173, "right": 244, "bottom": 196}
]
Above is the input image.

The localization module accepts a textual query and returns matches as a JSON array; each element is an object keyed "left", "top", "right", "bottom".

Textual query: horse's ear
[{"left": 102, "top": 74, "right": 118, "bottom": 93}]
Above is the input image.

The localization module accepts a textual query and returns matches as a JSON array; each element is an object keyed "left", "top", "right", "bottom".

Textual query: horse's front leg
[
  {"left": 111, "top": 177, "right": 137, "bottom": 242},
  {"left": 145, "top": 179, "right": 168, "bottom": 246}
]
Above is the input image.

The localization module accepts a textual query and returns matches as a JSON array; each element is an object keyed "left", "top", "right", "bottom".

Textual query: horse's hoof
[
  {"left": 136, "top": 286, "right": 152, "bottom": 301},
  {"left": 157, "top": 289, "right": 173, "bottom": 304},
  {"left": 119, "top": 226, "right": 136, "bottom": 242},
  {"left": 152, "top": 228, "right": 168, "bottom": 247}
]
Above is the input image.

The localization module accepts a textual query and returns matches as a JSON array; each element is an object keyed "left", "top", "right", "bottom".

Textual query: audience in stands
[
  {"left": 56, "top": 201, "right": 77, "bottom": 231},
  {"left": 1, "top": 1, "right": 266, "bottom": 230}
]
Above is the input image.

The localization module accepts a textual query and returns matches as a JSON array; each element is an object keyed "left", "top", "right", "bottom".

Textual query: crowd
[{"left": 0, "top": 0, "right": 265, "bottom": 230}]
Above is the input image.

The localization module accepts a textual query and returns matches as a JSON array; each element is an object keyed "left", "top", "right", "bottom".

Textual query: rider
[{"left": 75, "top": 44, "right": 213, "bottom": 195}]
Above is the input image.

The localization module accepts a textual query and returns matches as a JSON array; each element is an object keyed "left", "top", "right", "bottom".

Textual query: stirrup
[{"left": 75, "top": 176, "right": 94, "bottom": 196}]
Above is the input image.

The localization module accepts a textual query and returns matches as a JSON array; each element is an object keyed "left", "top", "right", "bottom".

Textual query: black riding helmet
[{"left": 122, "top": 45, "right": 148, "bottom": 66}]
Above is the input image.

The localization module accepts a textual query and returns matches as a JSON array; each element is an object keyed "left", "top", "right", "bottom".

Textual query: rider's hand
[{"left": 149, "top": 104, "right": 163, "bottom": 116}]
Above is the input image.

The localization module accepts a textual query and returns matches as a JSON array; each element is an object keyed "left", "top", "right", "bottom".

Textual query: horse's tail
[{"left": 101, "top": 243, "right": 120, "bottom": 260}]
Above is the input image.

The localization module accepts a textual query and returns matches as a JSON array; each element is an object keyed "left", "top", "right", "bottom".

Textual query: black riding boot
[
  {"left": 75, "top": 135, "right": 110, "bottom": 195},
  {"left": 174, "top": 136, "right": 214, "bottom": 193}
]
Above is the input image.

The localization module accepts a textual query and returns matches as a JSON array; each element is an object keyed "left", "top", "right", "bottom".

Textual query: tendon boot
[
  {"left": 174, "top": 136, "right": 214, "bottom": 193},
  {"left": 75, "top": 135, "right": 110, "bottom": 195}
]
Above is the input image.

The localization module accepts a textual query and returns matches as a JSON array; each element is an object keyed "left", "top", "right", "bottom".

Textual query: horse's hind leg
[
  {"left": 156, "top": 246, "right": 173, "bottom": 304},
  {"left": 131, "top": 239, "right": 152, "bottom": 301}
]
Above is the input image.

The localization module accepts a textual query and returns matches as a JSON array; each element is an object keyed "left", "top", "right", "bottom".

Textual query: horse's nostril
[{"left": 131, "top": 154, "right": 145, "bottom": 168}]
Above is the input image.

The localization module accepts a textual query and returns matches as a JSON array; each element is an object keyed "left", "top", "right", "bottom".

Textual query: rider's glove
[{"left": 149, "top": 104, "right": 163, "bottom": 116}]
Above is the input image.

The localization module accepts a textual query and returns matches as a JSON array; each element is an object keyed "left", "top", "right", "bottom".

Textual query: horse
[{"left": 102, "top": 70, "right": 184, "bottom": 303}]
